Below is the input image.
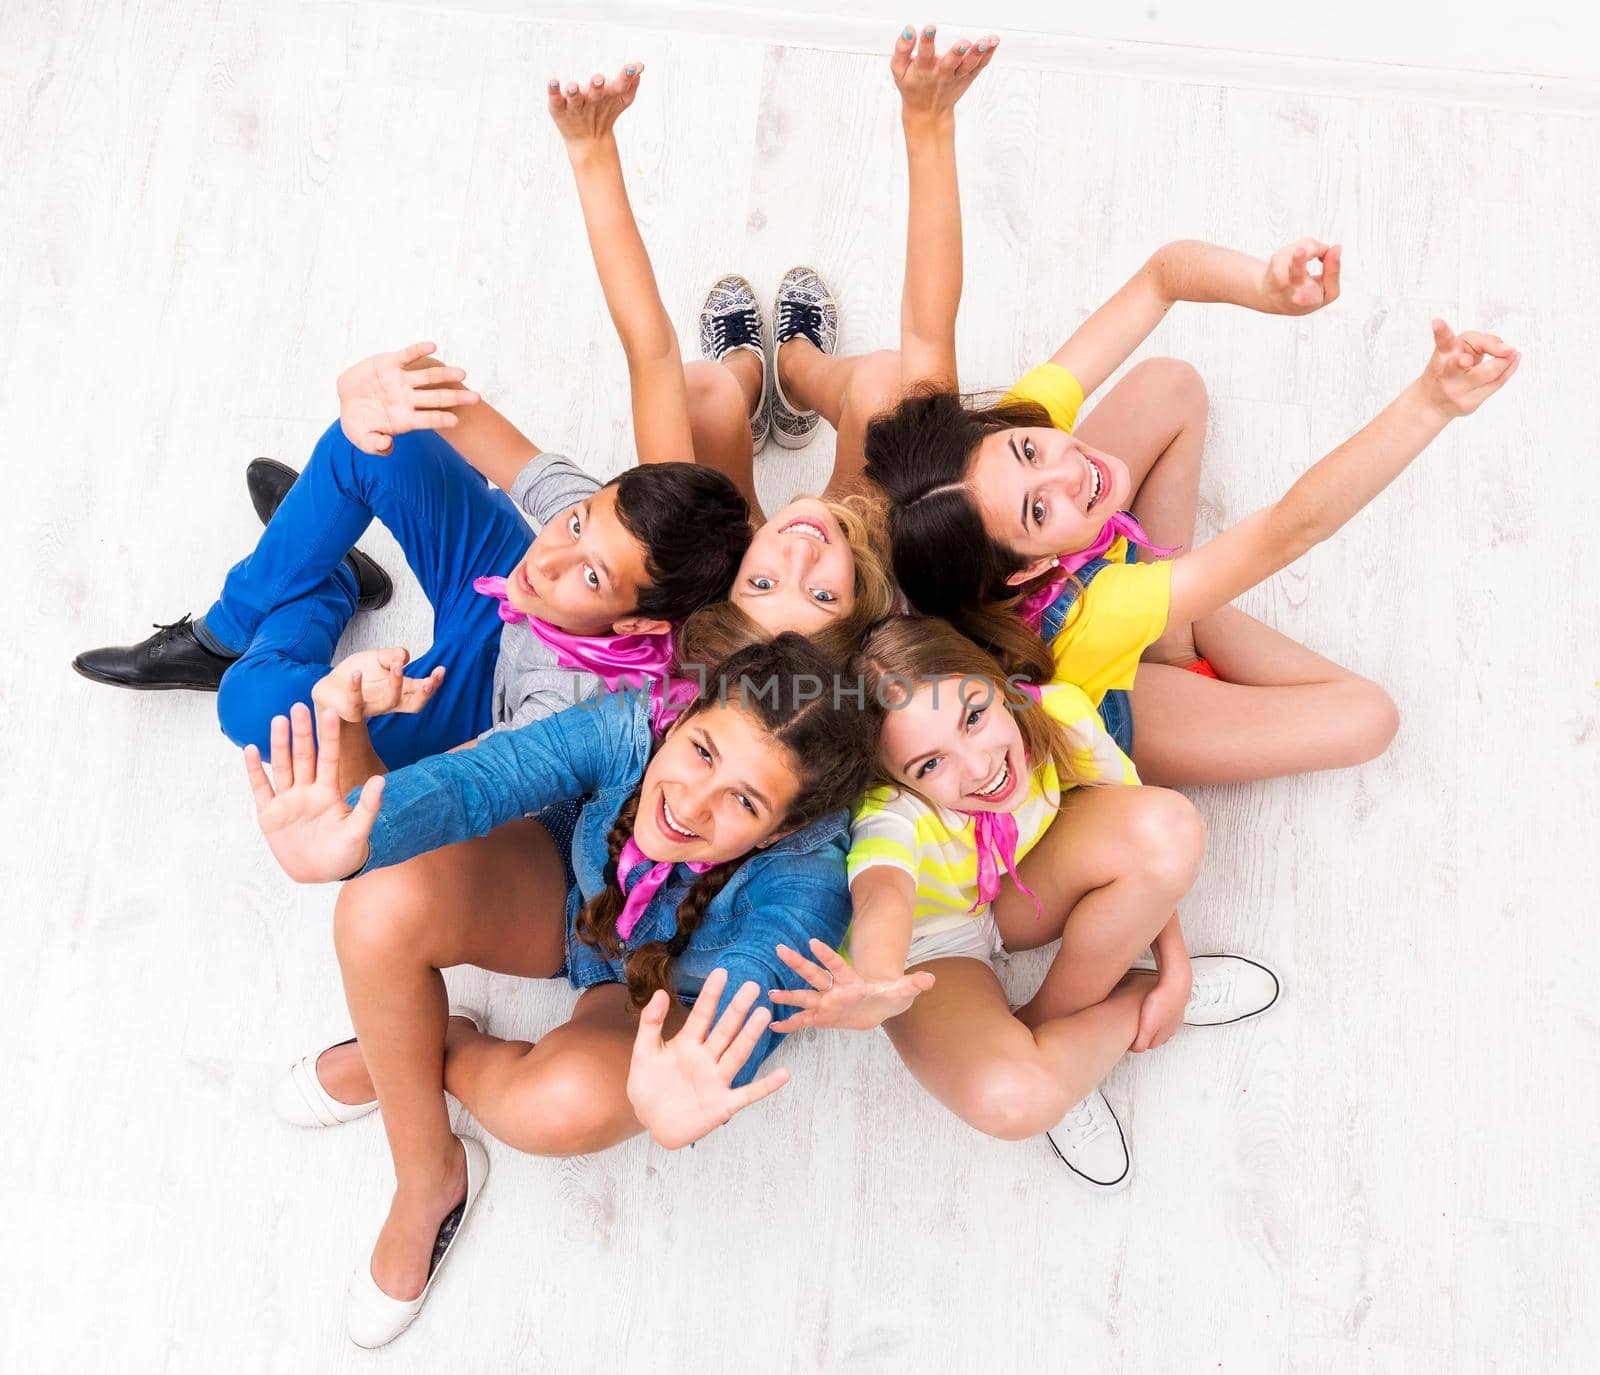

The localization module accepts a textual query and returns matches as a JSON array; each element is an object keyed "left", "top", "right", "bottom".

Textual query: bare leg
[
  {"left": 441, "top": 982, "right": 689, "bottom": 1155},
  {"left": 885, "top": 960, "right": 1151, "bottom": 1140},
  {"left": 993, "top": 785, "right": 1205, "bottom": 1024},
  {"left": 683, "top": 355, "right": 763, "bottom": 515},
  {"left": 331, "top": 818, "right": 569, "bottom": 1302},
  {"left": 1130, "top": 605, "right": 1400, "bottom": 786},
  {"left": 777, "top": 342, "right": 904, "bottom": 499}
]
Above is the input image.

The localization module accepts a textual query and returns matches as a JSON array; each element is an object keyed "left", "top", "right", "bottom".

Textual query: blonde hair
[
  {"left": 848, "top": 614, "right": 1097, "bottom": 793},
  {"left": 678, "top": 493, "right": 899, "bottom": 671}
]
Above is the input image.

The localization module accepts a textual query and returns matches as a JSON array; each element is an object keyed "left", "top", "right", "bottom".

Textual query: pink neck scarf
[
  {"left": 967, "top": 809, "right": 1040, "bottom": 916},
  {"left": 474, "top": 575, "right": 694, "bottom": 733},
  {"left": 614, "top": 835, "right": 714, "bottom": 941},
  {"left": 1015, "top": 510, "right": 1177, "bottom": 632}
]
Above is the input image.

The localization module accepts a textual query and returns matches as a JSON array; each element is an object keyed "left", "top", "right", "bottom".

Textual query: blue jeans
[{"left": 205, "top": 421, "right": 531, "bottom": 766}]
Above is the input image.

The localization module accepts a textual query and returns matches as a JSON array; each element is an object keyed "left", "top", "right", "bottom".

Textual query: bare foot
[
  {"left": 368, "top": 1141, "right": 469, "bottom": 1301},
  {"left": 315, "top": 1016, "right": 479, "bottom": 1106}
]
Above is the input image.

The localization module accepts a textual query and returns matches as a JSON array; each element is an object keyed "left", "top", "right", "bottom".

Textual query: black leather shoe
[
  {"left": 72, "top": 614, "right": 237, "bottom": 692},
  {"left": 246, "top": 458, "right": 393, "bottom": 612}
]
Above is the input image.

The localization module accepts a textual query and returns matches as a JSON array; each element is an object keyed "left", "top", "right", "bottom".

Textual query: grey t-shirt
[{"left": 484, "top": 454, "right": 605, "bottom": 734}]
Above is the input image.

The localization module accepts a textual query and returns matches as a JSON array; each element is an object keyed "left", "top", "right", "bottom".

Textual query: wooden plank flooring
[{"left": 3, "top": 3, "right": 1597, "bottom": 1370}]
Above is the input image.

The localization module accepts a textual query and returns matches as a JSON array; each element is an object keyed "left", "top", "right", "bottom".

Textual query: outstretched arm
[
  {"left": 549, "top": 65, "right": 694, "bottom": 465},
  {"left": 1166, "top": 319, "right": 1520, "bottom": 629},
  {"left": 891, "top": 25, "right": 998, "bottom": 390},
  {"left": 1053, "top": 238, "right": 1345, "bottom": 399}
]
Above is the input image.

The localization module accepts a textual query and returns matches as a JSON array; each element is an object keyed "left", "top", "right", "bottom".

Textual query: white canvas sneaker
[
  {"left": 1181, "top": 954, "right": 1281, "bottom": 1026},
  {"left": 1044, "top": 1090, "right": 1131, "bottom": 1194}
]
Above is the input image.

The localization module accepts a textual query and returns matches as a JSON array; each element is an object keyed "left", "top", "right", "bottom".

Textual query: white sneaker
[
  {"left": 271, "top": 1005, "right": 485, "bottom": 1128},
  {"left": 1044, "top": 1090, "right": 1131, "bottom": 1194},
  {"left": 769, "top": 265, "right": 839, "bottom": 449},
  {"left": 344, "top": 1134, "right": 490, "bottom": 1349},
  {"left": 1182, "top": 955, "right": 1281, "bottom": 1026},
  {"left": 698, "top": 274, "right": 770, "bottom": 452}
]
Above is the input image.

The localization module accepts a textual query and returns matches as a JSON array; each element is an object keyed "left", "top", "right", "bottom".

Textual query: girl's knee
[
  {"left": 501, "top": 1057, "right": 625, "bottom": 1155},
  {"left": 960, "top": 1063, "right": 1057, "bottom": 1141},
  {"left": 1132, "top": 356, "right": 1208, "bottom": 426},
  {"left": 1342, "top": 678, "right": 1400, "bottom": 764},
  {"left": 1121, "top": 787, "right": 1206, "bottom": 891},
  {"left": 333, "top": 870, "right": 434, "bottom": 968}
]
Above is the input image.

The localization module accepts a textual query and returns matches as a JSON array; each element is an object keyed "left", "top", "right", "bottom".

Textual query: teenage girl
[
  {"left": 246, "top": 636, "right": 876, "bottom": 1347},
  {"left": 766, "top": 615, "right": 1280, "bottom": 1192},
  {"left": 863, "top": 313, "right": 1518, "bottom": 783}
]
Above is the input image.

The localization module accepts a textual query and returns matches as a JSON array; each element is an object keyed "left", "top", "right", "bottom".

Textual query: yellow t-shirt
[
  {"left": 846, "top": 682, "right": 1139, "bottom": 935},
  {"left": 1005, "top": 360, "right": 1174, "bottom": 703}
]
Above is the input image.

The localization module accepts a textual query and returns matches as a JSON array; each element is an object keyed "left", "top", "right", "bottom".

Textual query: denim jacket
[{"left": 358, "top": 689, "right": 852, "bottom": 1085}]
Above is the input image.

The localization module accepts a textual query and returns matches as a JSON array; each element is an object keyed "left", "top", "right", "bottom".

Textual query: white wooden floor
[{"left": 5, "top": 3, "right": 1599, "bottom": 1371}]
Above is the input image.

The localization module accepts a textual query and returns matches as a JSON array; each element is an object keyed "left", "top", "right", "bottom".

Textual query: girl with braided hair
[{"left": 241, "top": 634, "right": 876, "bottom": 1348}]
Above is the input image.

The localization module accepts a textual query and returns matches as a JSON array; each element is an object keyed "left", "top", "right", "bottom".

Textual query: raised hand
[
  {"left": 1419, "top": 319, "right": 1520, "bottom": 418},
  {"left": 336, "top": 343, "right": 479, "bottom": 456},
  {"left": 243, "top": 703, "right": 384, "bottom": 883},
  {"left": 547, "top": 63, "right": 644, "bottom": 148},
  {"left": 627, "top": 969, "right": 789, "bottom": 1150},
  {"left": 769, "top": 938, "right": 935, "bottom": 1032},
  {"left": 1260, "top": 238, "right": 1343, "bottom": 315},
  {"left": 890, "top": 24, "right": 998, "bottom": 121},
  {"left": 312, "top": 647, "right": 446, "bottom": 725}
]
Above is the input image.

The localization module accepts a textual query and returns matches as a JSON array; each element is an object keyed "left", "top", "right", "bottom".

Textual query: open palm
[
  {"left": 335, "top": 342, "right": 478, "bottom": 456},
  {"left": 769, "top": 938, "right": 935, "bottom": 1032},
  {"left": 627, "top": 970, "right": 790, "bottom": 1150},
  {"left": 243, "top": 703, "right": 385, "bottom": 883}
]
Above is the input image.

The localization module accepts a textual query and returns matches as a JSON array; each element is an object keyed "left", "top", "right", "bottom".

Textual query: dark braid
[
  {"left": 576, "top": 633, "right": 881, "bottom": 1010},
  {"left": 574, "top": 787, "right": 642, "bottom": 960}
]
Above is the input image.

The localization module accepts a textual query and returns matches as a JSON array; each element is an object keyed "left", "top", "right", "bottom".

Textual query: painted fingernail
[
  {"left": 626, "top": 65, "right": 636, "bottom": 75},
  {"left": 903, "top": 26, "right": 914, "bottom": 40},
  {"left": 958, "top": 42, "right": 970, "bottom": 53},
  {"left": 548, "top": 79, "right": 559, "bottom": 90},
  {"left": 592, "top": 75, "right": 604, "bottom": 86},
  {"left": 567, "top": 83, "right": 578, "bottom": 94},
  {"left": 976, "top": 41, "right": 987, "bottom": 52},
  {"left": 923, "top": 25, "right": 935, "bottom": 36}
]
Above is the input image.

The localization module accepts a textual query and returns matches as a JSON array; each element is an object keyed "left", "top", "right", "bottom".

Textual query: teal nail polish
[
  {"left": 548, "top": 79, "right": 559, "bottom": 89},
  {"left": 976, "top": 42, "right": 986, "bottom": 52},
  {"left": 626, "top": 65, "right": 636, "bottom": 75},
  {"left": 903, "top": 26, "right": 913, "bottom": 40},
  {"left": 958, "top": 43, "right": 969, "bottom": 53},
  {"left": 923, "top": 25, "right": 935, "bottom": 36}
]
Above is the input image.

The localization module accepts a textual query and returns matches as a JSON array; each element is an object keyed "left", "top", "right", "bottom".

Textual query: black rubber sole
[{"left": 70, "top": 658, "right": 222, "bottom": 692}]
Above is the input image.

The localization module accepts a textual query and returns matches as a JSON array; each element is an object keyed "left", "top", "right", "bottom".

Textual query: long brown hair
[
  {"left": 575, "top": 633, "right": 881, "bottom": 1007},
  {"left": 862, "top": 387, "right": 1060, "bottom": 620},
  {"left": 848, "top": 614, "right": 1097, "bottom": 793}
]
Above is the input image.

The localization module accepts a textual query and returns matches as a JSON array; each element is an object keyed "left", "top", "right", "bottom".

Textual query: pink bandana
[
  {"left": 473, "top": 574, "right": 694, "bottom": 733},
  {"left": 1015, "top": 510, "right": 1177, "bottom": 632},
  {"left": 967, "top": 809, "right": 1040, "bottom": 916},
  {"left": 614, "top": 835, "right": 714, "bottom": 941}
]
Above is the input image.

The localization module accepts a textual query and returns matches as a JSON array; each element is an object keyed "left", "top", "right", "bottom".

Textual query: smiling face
[
  {"left": 879, "top": 674, "right": 1028, "bottom": 813},
  {"left": 632, "top": 702, "right": 803, "bottom": 864},
  {"left": 968, "top": 426, "right": 1131, "bottom": 564},
  {"left": 729, "top": 497, "right": 858, "bottom": 637},
  {"left": 500, "top": 484, "right": 657, "bottom": 635}
]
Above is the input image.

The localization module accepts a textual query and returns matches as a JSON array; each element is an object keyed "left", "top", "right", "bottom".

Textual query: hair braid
[
  {"left": 574, "top": 786, "right": 643, "bottom": 960},
  {"left": 622, "top": 858, "right": 741, "bottom": 1009}
]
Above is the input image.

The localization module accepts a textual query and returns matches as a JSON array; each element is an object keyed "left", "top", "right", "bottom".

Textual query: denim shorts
[{"left": 1098, "top": 687, "right": 1135, "bottom": 755}]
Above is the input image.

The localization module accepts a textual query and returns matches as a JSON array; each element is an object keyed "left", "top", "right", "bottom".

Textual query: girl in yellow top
[
  {"left": 765, "top": 615, "right": 1244, "bottom": 1183},
  {"left": 864, "top": 301, "right": 1519, "bottom": 784}
]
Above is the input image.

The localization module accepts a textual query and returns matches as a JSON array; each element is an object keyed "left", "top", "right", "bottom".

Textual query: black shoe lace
[
  {"left": 776, "top": 299, "right": 825, "bottom": 348},
  {"left": 712, "top": 307, "right": 759, "bottom": 354},
  {"left": 151, "top": 613, "right": 195, "bottom": 639}
]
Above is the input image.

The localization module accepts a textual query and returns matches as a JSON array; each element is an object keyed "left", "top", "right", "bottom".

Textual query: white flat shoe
[
  {"left": 271, "top": 1004, "right": 486, "bottom": 1128},
  {"left": 1127, "top": 954, "right": 1282, "bottom": 1027},
  {"left": 345, "top": 1135, "right": 490, "bottom": 1349}
]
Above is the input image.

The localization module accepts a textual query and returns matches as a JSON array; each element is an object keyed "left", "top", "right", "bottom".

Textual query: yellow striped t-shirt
[{"left": 847, "top": 682, "right": 1139, "bottom": 937}]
